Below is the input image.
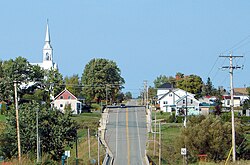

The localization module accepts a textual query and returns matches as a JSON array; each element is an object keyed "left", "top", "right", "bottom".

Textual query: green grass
[{"left": 68, "top": 112, "right": 105, "bottom": 164}]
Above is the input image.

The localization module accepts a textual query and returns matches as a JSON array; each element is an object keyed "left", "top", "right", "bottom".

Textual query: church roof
[{"left": 45, "top": 22, "right": 50, "bottom": 42}]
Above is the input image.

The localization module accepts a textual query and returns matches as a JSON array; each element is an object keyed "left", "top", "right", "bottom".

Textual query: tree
[
  {"left": 153, "top": 75, "right": 175, "bottom": 88},
  {"left": 64, "top": 74, "right": 82, "bottom": 97},
  {"left": 148, "top": 86, "right": 157, "bottom": 103},
  {"left": 201, "top": 77, "right": 219, "bottom": 96},
  {"left": 124, "top": 92, "right": 132, "bottom": 100},
  {"left": 0, "top": 103, "right": 78, "bottom": 160},
  {"left": 81, "top": 58, "right": 125, "bottom": 103},
  {"left": 0, "top": 57, "right": 44, "bottom": 102},
  {"left": 44, "top": 69, "right": 64, "bottom": 98},
  {"left": 177, "top": 115, "right": 248, "bottom": 162},
  {"left": 176, "top": 74, "right": 203, "bottom": 97},
  {"left": 242, "top": 87, "right": 250, "bottom": 111}
]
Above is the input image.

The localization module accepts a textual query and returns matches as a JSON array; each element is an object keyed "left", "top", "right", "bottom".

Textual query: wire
[
  {"left": 206, "top": 56, "right": 219, "bottom": 79},
  {"left": 221, "top": 35, "right": 250, "bottom": 54}
]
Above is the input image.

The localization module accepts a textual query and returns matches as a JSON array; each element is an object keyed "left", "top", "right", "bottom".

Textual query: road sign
[
  {"left": 65, "top": 150, "right": 70, "bottom": 157},
  {"left": 181, "top": 148, "right": 187, "bottom": 155}
]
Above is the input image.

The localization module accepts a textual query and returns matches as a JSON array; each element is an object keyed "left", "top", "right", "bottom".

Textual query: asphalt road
[{"left": 105, "top": 102, "right": 147, "bottom": 165}]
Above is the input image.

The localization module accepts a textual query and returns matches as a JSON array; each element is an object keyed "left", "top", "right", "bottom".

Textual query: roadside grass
[{"left": 68, "top": 111, "right": 106, "bottom": 164}]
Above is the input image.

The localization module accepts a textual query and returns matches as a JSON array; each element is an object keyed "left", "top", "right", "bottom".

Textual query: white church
[{"left": 32, "top": 22, "right": 57, "bottom": 70}]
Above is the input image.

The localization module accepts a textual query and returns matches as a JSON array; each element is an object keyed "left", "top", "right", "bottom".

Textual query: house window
[
  {"left": 183, "top": 100, "right": 185, "bottom": 104},
  {"left": 60, "top": 104, "right": 63, "bottom": 108},
  {"left": 191, "top": 99, "right": 193, "bottom": 104},
  {"left": 60, "top": 96, "right": 63, "bottom": 99},
  {"left": 68, "top": 96, "right": 71, "bottom": 99},
  {"left": 227, "top": 100, "right": 230, "bottom": 105}
]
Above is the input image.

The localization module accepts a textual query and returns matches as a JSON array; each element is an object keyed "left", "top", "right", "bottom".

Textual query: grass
[{"left": 68, "top": 112, "right": 105, "bottom": 164}]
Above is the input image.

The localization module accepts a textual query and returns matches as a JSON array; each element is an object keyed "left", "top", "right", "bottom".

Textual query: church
[{"left": 32, "top": 22, "right": 57, "bottom": 70}]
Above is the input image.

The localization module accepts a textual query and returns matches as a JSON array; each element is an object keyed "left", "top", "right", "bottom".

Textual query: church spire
[{"left": 45, "top": 20, "right": 50, "bottom": 42}]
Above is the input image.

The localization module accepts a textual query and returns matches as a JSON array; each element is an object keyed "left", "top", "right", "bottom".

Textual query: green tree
[
  {"left": 124, "top": 92, "right": 132, "bottom": 100},
  {"left": 176, "top": 74, "right": 203, "bottom": 97},
  {"left": 64, "top": 74, "right": 82, "bottom": 97},
  {"left": 202, "top": 77, "right": 219, "bottom": 96},
  {"left": 242, "top": 87, "right": 250, "bottom": 111},
  {"left": 81, "top": 58, "right": 125, "bottom": 103},
  {"left": 0, "top": 57, "right": 44, "bottom": 102},
  {"left": 44, "top": 69, "right": 64, "bottom": 98},
  {"left": 153, "top": 75, "right": 175, "bottom": 88},
  {"left": 148, "top": 86, "right": 157, "bottom": 103},
  {"left": 0, "top": 103, "right": 77, "bottom": 160},
  {"left": 177, "top": 115, "right": 248, "bottom": 162}
]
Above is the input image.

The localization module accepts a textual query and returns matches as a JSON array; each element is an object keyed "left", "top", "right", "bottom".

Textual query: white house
[
  {"left": 51, "top": 89, "right": 83, "bottom": 114},
  {"left": 175, "top": 95, "right": 200, "bottom": 116},
  {"left": 157, "top": 84, "right": 197, "bottom": 113},
  {"left": 222, "top": 96, "right": 241, "bottom": 108}
]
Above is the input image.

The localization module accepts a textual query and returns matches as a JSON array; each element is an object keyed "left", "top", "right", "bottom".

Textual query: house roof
[
  {"left": 158, "top": 83, "right": 173, "bottom": 89},
  {"left": 175, "top": 95, "right": 199, "bottom": 104},
  {"left": 234, "top": 88, "right": 248, "bottom": 95},
  {"left": 53, "top": 88, "right": 77, "bottom": 100},
  {"left": 223, "top": 96, "right": 241, "bottom": 100},
  {"left": 158, "top": 88, "right": 194, "bottom": 100}
]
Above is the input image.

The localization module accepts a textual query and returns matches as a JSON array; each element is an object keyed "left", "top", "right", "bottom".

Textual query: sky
[{"left": 0, "top": 0, "right": 250, "bottom": 97}]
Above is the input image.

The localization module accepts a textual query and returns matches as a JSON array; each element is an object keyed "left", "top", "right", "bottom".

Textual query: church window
[
  {"left": 68, "top": 96, "right": 71, "bottom": 99},
  {"left": 60, "top": 104, "right": 63, "bottom": 108},
  {"left": 46, "top": 52, "right": 49, "bottom": 60},
  {"left": 60, "top": 96, "right": 63, "bottom": 99}
]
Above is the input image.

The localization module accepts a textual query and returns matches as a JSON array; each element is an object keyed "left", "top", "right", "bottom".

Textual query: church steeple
[
  {"left": 43, "top": 20, "right": 53, "bottom": 62},
  {"left": 45, "top": 22, "right": 50, "bottom": 43}
]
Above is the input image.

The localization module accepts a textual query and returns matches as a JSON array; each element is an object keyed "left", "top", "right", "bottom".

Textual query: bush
[
  {"left": 91, "top": 103, "right": 101, "bottom": 111},
  {"left": 176, "top": 115, "right": 249, "bottom": 162},
  {"left": 166, "top": 113, "right": 176, "bottom": 123}
]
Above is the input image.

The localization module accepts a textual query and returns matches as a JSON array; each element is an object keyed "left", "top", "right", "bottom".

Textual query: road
[{"left": 105, "top": 101, "right": 147, "bottom": 165}]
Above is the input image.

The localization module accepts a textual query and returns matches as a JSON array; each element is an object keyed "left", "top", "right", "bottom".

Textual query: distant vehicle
[{"left": 120, "top": 104, "right": 126, "bottom": 108}]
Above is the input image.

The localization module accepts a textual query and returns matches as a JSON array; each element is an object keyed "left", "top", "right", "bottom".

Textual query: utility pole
[
  {"left": 88, "top": 128, "right": 91, "bottom": 159},
  {"left": 36, "top": 107, "right": 40, "bottom": 163},
  {"left": 106, "top": 84, "right": 108, "bottom": 105},
  {"left": 75, "top": 134, "right": 78, "bottom": 165},
  {"left": 144, "top": 81, "right": 148, "bottom": 106},
  {"left": 159, "top": 122, "right": 161, "bottom": 165},
  {"left": 14, "top": 81, "right": 21, "bottom": 162},
  {"left": 220, "top": 53, "right": 243, "bottom": 162},
  {"left": 97, "top": 131, "right": 100, "bottom": 165},
  {"left": 153, "top": 109, "right": 157, "bottom": 156}
]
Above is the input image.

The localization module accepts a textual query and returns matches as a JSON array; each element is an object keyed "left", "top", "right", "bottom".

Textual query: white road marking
[
  {"left": 136, "top": 109, "right": 143, "bottom": 164},
  {"left": 116, "top": 108, "right": 119, "bottom": 158}
]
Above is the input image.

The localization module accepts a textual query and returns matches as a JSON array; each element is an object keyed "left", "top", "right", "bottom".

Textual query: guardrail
[{"left": 99, "top": 108, "right": 114, "bottom": 165}]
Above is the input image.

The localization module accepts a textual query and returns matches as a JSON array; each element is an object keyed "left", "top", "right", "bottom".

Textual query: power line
[{"left": 221, "top": 35, "right": 250, "bottom": 54}]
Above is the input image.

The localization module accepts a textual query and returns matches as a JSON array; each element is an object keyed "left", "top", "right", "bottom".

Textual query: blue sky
[{"left": 0, "top": 0, "right": 250, "bottom": 97}]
